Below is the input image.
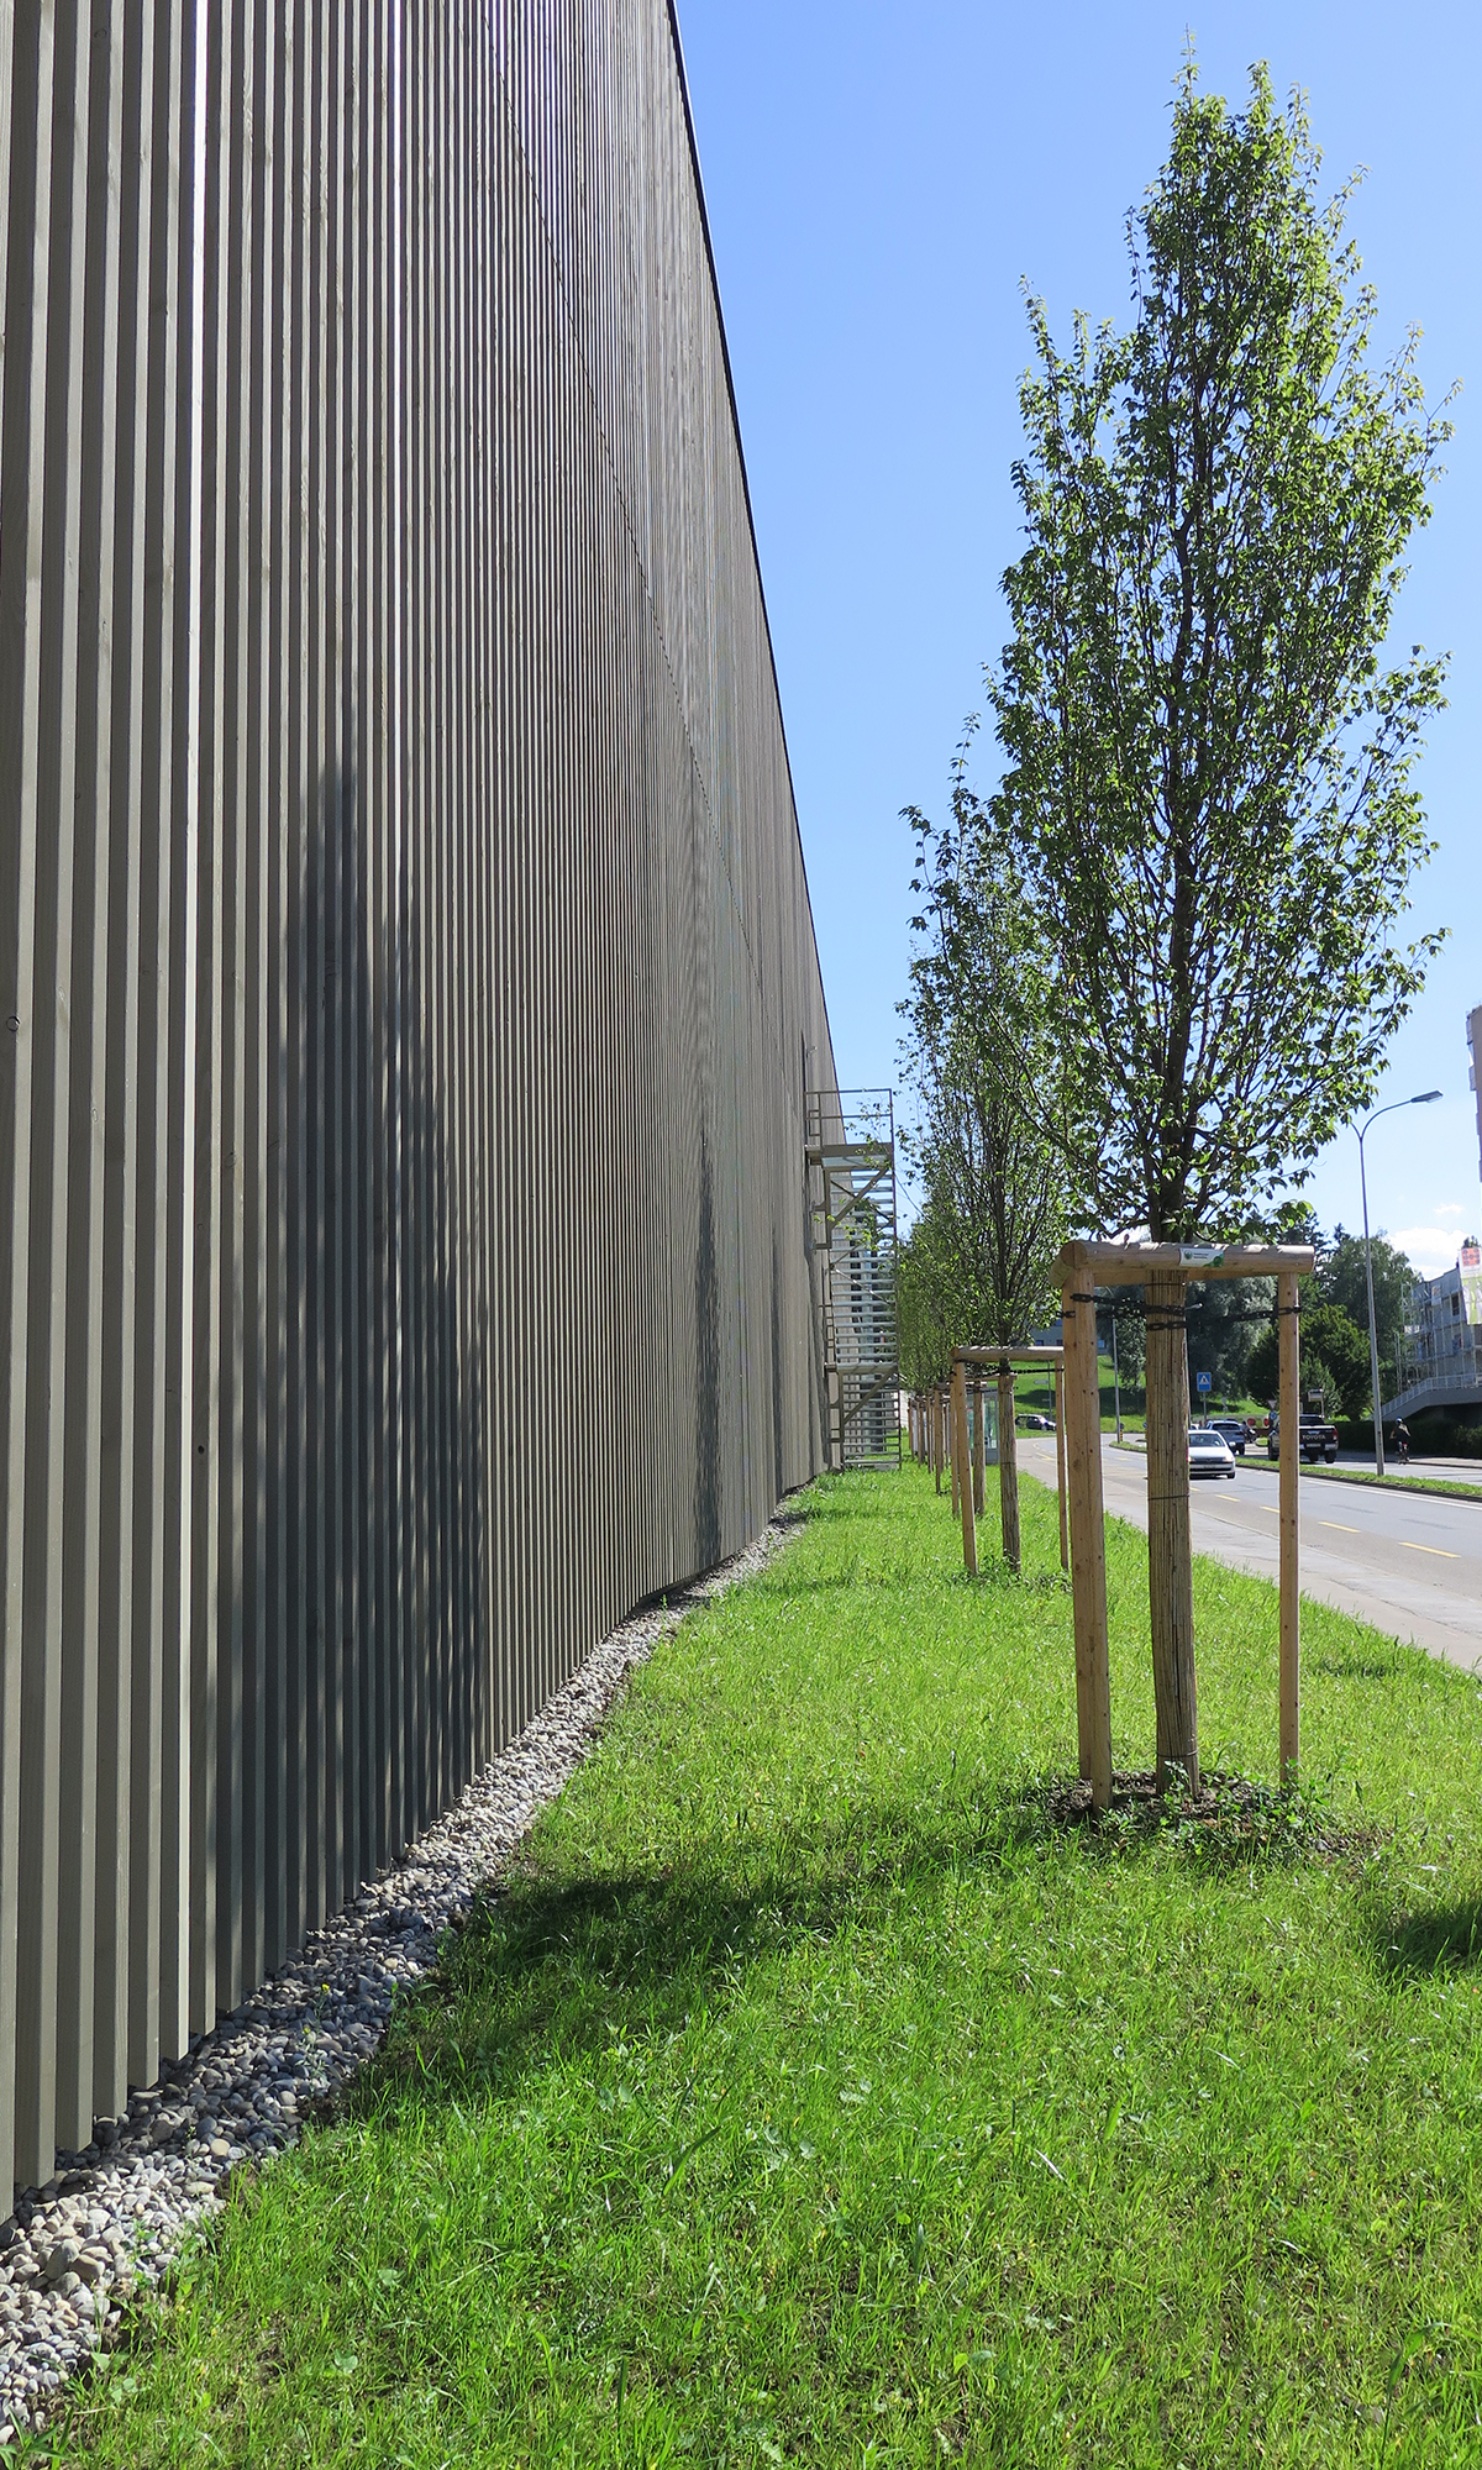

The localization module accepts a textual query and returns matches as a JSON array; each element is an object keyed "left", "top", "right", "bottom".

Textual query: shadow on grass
[
  {"left": 789, "top": 1479, "right": 912, "bottom": 1520},
  {"left": 356, "top": 1793, "right": 1005, "bottom": 2113},
  {"left": 759, "top": 1561, "right": 1069, "bottom": 1599},
  {"left": 355, "top": 1864, "right": 869, "bottom": 2118},
  {"left": 1373, "top": 1895, "right": 1482, "bottom": 1978},
  {"left": 349, "top": 1774, "right": 1364, "bottom": 2124}
]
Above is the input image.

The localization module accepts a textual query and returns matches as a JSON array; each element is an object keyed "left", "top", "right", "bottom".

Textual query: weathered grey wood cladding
[{"left": 0, "top": 0, "right": 835, "bottom": 2192}]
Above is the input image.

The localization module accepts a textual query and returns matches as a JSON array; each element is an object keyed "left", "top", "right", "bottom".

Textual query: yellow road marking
[
  {"left": 1402, "top": 1540, "right": 1457, "bottom": 1559},
  {"left": 1320, "top": 1520, "right": 1359, "bottom": 1533}
]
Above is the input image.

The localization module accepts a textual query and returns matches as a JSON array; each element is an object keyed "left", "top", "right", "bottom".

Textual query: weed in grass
[
  {"left": 1026, "top": 1765, "right": 1384, "bottom": 1868},
  {"left": 33, "top": 1464, "right": 1482, "bottom": 2467}
]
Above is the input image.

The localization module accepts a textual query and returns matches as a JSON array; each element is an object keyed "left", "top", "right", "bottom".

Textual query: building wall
[
  {"left": 1389, "top": 1251, "right": 1482, "bottom": 1418},
  {"left": 0, "top": 0, "right": 834, "bottom": 2192}
]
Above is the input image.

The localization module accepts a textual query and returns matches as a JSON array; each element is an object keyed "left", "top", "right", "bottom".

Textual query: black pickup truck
[{"left": 1267, "top": 1413, "right": 1338, "bottom": 1464}]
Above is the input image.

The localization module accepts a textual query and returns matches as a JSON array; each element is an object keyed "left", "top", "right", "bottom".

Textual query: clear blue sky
[{"left": 678, "top": 0, "right": 1479, "bottom": 1274}]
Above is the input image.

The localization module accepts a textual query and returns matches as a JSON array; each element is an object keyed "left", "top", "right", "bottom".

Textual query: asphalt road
[{"left": 1017, "top": 1435, "right": 1482, "bottom": 1673}]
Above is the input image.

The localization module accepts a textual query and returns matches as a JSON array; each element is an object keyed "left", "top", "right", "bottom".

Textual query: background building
[
  {"left": 1384, "top": 1005, "right": 1482, "bottom": 1431},
  {"left": 0, "top": 0, "right": 836, "bottom": 2192},
  {"left": 1389, "top": 1241, "right": 1482, "bottom": 1424}
]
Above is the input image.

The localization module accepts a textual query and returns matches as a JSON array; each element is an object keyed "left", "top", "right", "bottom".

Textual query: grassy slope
[{"left": 38, "top": 1470, "right": 1482, "bottom": 2468}]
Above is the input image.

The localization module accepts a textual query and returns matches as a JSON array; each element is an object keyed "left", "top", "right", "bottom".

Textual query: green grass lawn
[
  {"left": 35, "top": 1467, "right": 1482, "bottom": 2467},
  {"left": 1301, "top": 1465, "right": 1482, "bottom": 1505}
]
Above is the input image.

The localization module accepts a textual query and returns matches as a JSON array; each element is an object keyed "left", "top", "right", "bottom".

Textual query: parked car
[
  {"left": 1188, "top": 1427, "right": 1237, "bottom": 1480},
  {"left": 1267, "top": 1412, "right": 1338, "bottom": 1464},
  {"left": 1017, "top": 1412, "right": 1056, "bottom": 1431},
  {"left": 1206, "top": 1416, "right": 1247, "bottom": 1456}
]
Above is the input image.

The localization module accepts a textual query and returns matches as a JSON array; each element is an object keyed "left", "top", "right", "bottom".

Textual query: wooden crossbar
[
  {"left": 1057, "top": 1239, "right": 1316, "bottom": 1285},
  {"left": 952, "top": 1343, "right": 1065, "bottom": 1366}
]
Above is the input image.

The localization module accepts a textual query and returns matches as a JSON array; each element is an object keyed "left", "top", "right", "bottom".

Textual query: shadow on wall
[
  {"left": 771, "top": 1233, "right": 785, "bottom": 1507},
  {"left": 201, "top": 760, "right": 493, "bottom": 2013},
  {"left": 694, "top": 1135, "right": 721, "bottom": 1571}
]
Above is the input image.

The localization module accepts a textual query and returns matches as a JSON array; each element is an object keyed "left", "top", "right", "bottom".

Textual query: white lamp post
[{"left": 1357, "top": 1090, "right": 1442, "bottom": 1478}]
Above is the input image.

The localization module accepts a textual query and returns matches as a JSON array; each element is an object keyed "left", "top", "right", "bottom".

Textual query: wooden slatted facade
[{"left": 0, "top": 0, "right": 835, "bottom": 2193}]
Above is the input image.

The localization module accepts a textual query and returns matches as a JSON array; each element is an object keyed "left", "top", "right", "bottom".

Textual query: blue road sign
[{"left": 1195, "top": 1370, "right": 1212, "bottom": 1392}]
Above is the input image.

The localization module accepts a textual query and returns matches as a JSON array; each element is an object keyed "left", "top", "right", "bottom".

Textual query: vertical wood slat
[{"left": 0, "top": 0, "right": 838, "bottom": 2195}]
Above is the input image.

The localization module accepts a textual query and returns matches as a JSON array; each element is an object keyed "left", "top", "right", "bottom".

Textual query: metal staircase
[{"left": 806, "top": 1089, "right": 901, "bottom": 1469}]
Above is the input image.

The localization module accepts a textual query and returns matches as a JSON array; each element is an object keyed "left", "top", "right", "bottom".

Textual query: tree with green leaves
[
  {"left": 895, "top": 1216, "right": 955, "bottom": 1394},
  {"left": 989, "top": 62, "right": 1448, "bottom": 1243},
  {"left": 899, "top": 746, "right": 1073, "bottom": 1371},
  {"left": 980, "top": 59, "right": 1447, "bottom": 1789},
  {"left": 1318, "top": 1228, "right": 1415, "bottom": 1385},
  {"left": 1185, "top": 1276, "right": 1272, "bottom": 1400},
  {"left": 1249, "top": 1296, "right": 1370, "bottom": 1419}
]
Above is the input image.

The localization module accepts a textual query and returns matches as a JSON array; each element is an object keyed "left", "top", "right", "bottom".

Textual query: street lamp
[{"left": 1357, "top": 1090, "right": 1442, "bottom": 1478}]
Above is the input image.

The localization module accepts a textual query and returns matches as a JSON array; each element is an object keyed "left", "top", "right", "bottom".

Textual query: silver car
[{"left": 1188, "top": 1427, "right": 1237, "bottom": 1480}]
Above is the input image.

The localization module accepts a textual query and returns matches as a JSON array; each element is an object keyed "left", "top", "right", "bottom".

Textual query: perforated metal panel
[{"left": 0, "top": 0, "right": 835, "bottom": 2193}]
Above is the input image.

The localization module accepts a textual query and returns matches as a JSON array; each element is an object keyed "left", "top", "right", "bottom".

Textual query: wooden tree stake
[
  {"left": 953, "top": 1358, "right": 977, "bottom": 1577},
  {"left": 997, "top": 1361, "right": 1021, "bottom": 1574},
  {"left": 1145, "top": 1270, "right": 1199, "bottom": 1793},
  {"left": 1278, "top": 1268, "right": 1301, "bottom": 1781},
  {"left": 1062, "top": 1277, "right": 1112, "bottom": 1807},
  {"left": 971, "top": 1377, "right": 985, "bottom": 1517},
  {"left": 949, "top": 1376, "right": 961, "bottom": 1518},
  {"left": 1053, "top": 1368, "right": 1069, "bottom": 1571}
]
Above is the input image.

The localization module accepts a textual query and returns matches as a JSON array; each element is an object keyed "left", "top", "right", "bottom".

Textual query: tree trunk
[{"left": 1145, "top": 1270, "right": 1199, "bottom": 1792}]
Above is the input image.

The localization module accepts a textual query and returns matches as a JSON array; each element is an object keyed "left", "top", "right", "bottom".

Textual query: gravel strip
[{"left": 0, "top": 1516, "right": 798, "bottom": 2438}]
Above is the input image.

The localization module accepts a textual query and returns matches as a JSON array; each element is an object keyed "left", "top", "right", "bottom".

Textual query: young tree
[
  {"left": 990, "top": 64, "right": 1448, "bottom": 1244},
  {"left": 900, "top": 749, "right": 1072, "bottom": 1354},
  {"left": 896, "top": 1215, "right": 955, "bottom": 1394},
  {"left": 986, "top": 61, "right": 1447, "bottom": 1786}
]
